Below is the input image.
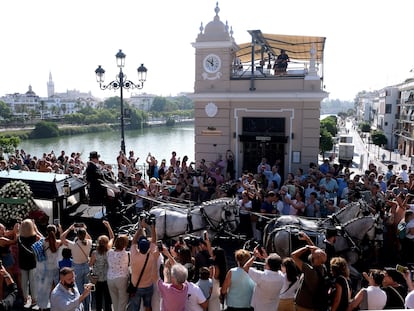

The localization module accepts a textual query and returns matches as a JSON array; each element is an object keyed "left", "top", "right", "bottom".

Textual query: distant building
[
  {"left": 128, "top": 93, "right": 155, "bottom": 112},
  {"left": 1, "top": 73, "right": 99, "bottom": 118},
  {"left": 396, "top": 78, "right": 414, "bottom": 157}
]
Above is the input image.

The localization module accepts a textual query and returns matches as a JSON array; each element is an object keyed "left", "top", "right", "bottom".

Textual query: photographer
[
  {"left": 50, "top": 267, "right": 93, "bottom": 311},
  {"left": 242, "top": 246, "right": 284, "bottom": 311},
  {"left": 128, "top": 217, "right": 159, "bottom": 311}
]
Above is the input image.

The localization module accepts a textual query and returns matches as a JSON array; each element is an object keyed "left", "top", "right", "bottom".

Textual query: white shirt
[
  {"left": 239, "top": 199, "right": 252, "bottom": 215},
  {"left": 366, "top": 285, "right": 387, "bottom": 310},
  {"left": 185, "top": 282, "right": 206, "bottom": 311},
  {"left": 400, "top": 169, "right": 409, "bottom": 182},
  {"left": 107, "top": 249, "right": 129, "bottom": 280},
  {"left": 135, "top": 188, "right": 147, "bottom": 209},
  {"left": 405, "top": 289, "right": 414, "bottom": 309},
  {"left": 248, "top": 268, "right": 284, "bottom": 311}
]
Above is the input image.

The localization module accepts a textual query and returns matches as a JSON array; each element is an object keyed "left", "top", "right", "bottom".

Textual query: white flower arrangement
[{"left": 0, "top": 180, "right": 38, "bottom": 224}]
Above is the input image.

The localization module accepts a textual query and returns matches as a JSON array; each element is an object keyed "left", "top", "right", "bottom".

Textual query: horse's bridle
[{"left": 200, "top": 199, "right": 240, "bottom": 233}]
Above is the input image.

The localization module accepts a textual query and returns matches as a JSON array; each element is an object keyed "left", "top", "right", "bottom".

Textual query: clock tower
[
  {"left": 190, "top": 3, "right": 327, "bottom": 177},
  {"left": 191, "top": 3, "right": 239, "bottom": 164},
  {"left": 192, "top": 3, "right": 238, "bottom": 92}
]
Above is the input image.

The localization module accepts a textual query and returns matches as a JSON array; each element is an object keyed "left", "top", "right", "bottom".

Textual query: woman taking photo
[
  {"left": 106, "top": 234, "right": 130, "bottom": 311},
  {"left": 18, "top": 219, "right": 43, "bottom": 309},
  {"left": 89, "top": 221, "right": 114, "bottom": 311},
  {"left": 221, "top": 249, "right": 254, "bottom": 310}
]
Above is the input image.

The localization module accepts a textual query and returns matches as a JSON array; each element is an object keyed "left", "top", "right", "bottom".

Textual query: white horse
[
  {"left": 334, "top": 215, "right": 377, "bottom": 265},
  {"left": 150, "top": 197, "right": 239, "bottom": 240}
]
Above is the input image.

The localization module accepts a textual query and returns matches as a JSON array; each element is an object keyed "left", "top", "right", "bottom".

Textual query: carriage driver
[{"left": 85, "top": 151, "right": 106, "bottom": 205}]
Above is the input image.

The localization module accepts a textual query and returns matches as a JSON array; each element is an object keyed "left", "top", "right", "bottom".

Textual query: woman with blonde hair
[
  {"left": 221, "top": 249, "right": 254, "bottom": 310},
  {"left": 107, "top": 234, "right": 129, "bottom": 311},
  {"left": 18, "top": 218, "right": 43, "bottom": 308},
  {"left": 330, "top": 257, "right": 351, "bottom": 311}
]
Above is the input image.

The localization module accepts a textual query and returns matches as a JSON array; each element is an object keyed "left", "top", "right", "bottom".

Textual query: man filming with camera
[{"left": 127, "top": 215, "right": 159, "bottom": 311}]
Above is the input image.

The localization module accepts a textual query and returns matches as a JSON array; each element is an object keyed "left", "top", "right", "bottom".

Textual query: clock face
[
  {"left": 205, "top": 102, "right": 218, "bottom": 117},
  {"left": 203, "top": 54, "right": 221, "bottom": 73}
]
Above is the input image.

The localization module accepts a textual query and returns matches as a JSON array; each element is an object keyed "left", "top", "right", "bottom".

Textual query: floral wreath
[{"left": 0, "top": 180, "right": 39, "bottom": 225}]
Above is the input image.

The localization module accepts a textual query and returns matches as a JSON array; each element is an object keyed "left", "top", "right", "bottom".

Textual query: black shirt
[{"left": 383, "top": 285, "right": 407, "bottom": 309}]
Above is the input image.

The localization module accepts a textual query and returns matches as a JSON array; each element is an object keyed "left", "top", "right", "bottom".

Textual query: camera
[
  {"left": 53, "top": 219, "right": 60, "bottom": 226},
  {"left": 74, "top": 223, "right": 85, "bottom": 228},
  {"left": 145, "top": 214, "right": 156, "bottom": 225},
  {"left": 184, "top": 236, "right": 202, "bottom": 247},
  {"left": 189, "top": 169, "right": 203, "bottom": 177},
  {"left": 84, "top": 283, "right": 95, "bottom": 292}
]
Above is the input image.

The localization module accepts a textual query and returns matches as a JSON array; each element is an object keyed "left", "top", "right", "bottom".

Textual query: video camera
[
  {"left": 184, "top": 236, "right": 203, "bottom": 247},
  {"left": 189, "top": 169, "right": 203, "bottom": 177},
  {"left": 139, "top": 212, "right": 156, "bottom": 226}
]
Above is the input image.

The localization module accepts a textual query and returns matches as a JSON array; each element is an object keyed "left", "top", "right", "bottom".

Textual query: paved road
[{"left": 332, "top": 119, "right": 411, "bottom": 176}]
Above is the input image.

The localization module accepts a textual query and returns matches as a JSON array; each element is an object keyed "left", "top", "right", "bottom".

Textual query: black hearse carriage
[{"left": 0, "top": 170, "right": 87, "bottom": 227}]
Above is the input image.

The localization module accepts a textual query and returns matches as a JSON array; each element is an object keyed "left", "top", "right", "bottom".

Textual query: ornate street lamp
[{"left": 95, "top": 49, "right": 147, "bottom": 154}]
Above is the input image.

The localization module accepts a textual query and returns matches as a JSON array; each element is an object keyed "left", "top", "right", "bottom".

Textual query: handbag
[{"left": 127, "top": 253, "right": 150, "bottom": 296}]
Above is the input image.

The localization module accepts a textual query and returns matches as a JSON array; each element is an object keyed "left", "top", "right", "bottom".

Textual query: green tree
[
  {"left": 320, "top": 127, "right": 334, "bottom": 157},
  {"left": 320, "top": 116, "right": 337, "bottom": 137},
  {"left": 371, "top": 129, "right": 388, "bottom": 157},
  {"left": 129, "top": 108, "right": 147, "bottom": 129},
  {"left": 337, "top": 112, "right": 348, "bottom": 120},
  {"left": 0, "top": 136, "right": 21, "bottom": 157},
  {"left": 0, "top": 101, "right": 12, "bottom": 120},
  {"left": 359, "top": 122, "right": 371, "bottom": 132},
  {"left": 151, "top": 97, "right": 167, "bottom": 112},
  {"left": 103, "top": 96, "right": 123, "bottom": 110},
  {"left": 30, "top": 121, "right": 59, "bottom": 138}
]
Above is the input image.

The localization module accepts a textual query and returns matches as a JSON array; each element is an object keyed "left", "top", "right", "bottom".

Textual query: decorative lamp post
[
  {"left": 61, "top": 178, "right": 71, "bottom": 222},
  {"left": 95, "top": 49, "right": 147, "bottom": 154},
  {"left": 63, "top": 179, "right": 71, "bottom": 198}
]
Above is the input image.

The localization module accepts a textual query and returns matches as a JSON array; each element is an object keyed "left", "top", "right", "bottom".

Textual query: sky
[{"left": 0, "top": 0, "right": 413, "bottom": 102}]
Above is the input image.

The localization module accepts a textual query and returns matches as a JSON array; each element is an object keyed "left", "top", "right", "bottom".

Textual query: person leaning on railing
[{"left": 0, "top": 263, "right": 18, "bottom": 311}]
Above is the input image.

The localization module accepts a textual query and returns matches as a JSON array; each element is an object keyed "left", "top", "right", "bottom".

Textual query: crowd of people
[{"left": 2, "top": 146, "right": 414, "bottom": 310}]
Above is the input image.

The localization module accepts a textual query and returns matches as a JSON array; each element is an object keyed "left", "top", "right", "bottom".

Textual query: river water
[{"left": 19, "top": 124, "right": 195, "bottom": 166}]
